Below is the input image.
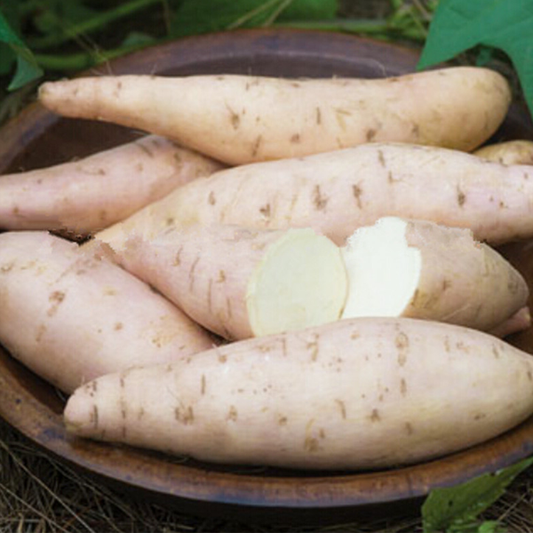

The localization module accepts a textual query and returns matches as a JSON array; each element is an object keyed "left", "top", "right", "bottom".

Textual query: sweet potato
[
  {"left": 0, "top": 135, "right": 223, "bottom": 235},
  {"left": 489, "top": 306, "right": 532, "bottom": 338},
  {"left": 474, "top": 140, "right": 533, "bottom": 165},
  {"left": 117, "top": 224, "right": 347, "bottom": 340},
  {"left": 341, "top": 217, "right": 529, "bottom": 333},
  {"left": 94, "top": 142, "right": 533, "bottom": 250},
  {"left": 38, "top": 67, "right": 511, "bottom": 165},
  {"left": 64, "top": 316, "right": 533, "bottom": 470},
  {"left": 0, "top": 231, "right": 214, "bottom": 393}
]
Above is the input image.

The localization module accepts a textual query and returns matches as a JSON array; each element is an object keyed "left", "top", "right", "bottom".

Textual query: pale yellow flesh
[
  {"left": 341, "top": 217, "right": 421, "bottom": 318},
  {"left": 247, "top": 229, "right": 348, "bottom": 336}
]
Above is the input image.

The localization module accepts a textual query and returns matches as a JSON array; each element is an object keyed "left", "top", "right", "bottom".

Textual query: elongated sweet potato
[
  {"left": 94, "top": 142, "right": 533, "bottom": 250},
  {"left": 0, "top": 231, "right": 214, "bottom": 393},
  {"left": 64, "top": 316, "right": 533, "bottom": 470},
  {"left": 118, "top": 224, "right": 347, "bottom": 340},
  {"left": 474, "top": 140, "right": 533, "bottom": 165},
  {"left": 0, "top": 135, "right": 223, "bottom": 235},
  {"left": 39, "top": 67, "right": 511, "bottom": 165},
  {"left": 341, "top": 217, "right": 529, "bottom": 334}
]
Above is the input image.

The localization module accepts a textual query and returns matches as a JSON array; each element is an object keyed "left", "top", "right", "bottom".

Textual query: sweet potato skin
[
  {"left": 0, "top": 231, "right": 215, "bottom": 393},
  {"left": 475, "top": 140, "right": 533, "bottom": 165},
  {"left": 0, "top": 135, "right": 223, "bottom": 234},
  {"left": 39, "top": 68, "right": 511, "bottom": 165},
  {"left": 64, "top": 317, "right": 533, "bottom": 470},
  {"left": 95, "top": 142, "right": 533, "bottom": 249},
  {"left": 398, "top": 219, "right": 529, "bottom": 330}
]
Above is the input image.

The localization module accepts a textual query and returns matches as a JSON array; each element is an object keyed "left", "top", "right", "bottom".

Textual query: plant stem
[
  {"left": 34, "top": 42, "right": 150, "bottom": 71},
  {"left": 26, "top": 0, "right": 162, "bottom": 50},
  {"left": 273, "top": 18, "right": 390, "bottom": 34}
]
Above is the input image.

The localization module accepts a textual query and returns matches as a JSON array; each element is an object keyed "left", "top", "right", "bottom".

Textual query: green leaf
[
  {"left": 170, "top": 0, "right": 338, "bottom": 38},
  {"left": 422, "top": 457, "right": 533, "bottom": 533},
  {"left": 0, "top": 7, "right": 43, "bottom": 90},
  {"left": 417, "top": 0, "right": 533, "bottom": 117},
  {"left": 0, "top": 42, "right": 15, "bottom": 75}
]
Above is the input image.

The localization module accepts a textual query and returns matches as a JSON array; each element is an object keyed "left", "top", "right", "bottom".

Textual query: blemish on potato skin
[
  {"left": 405, "top": 422, "right": 414, "bottom": 435},
  {"left": 304, "top": 437, "right": 320, "bottom": 453},
  {"left": 444, "top": 336, "right": 451, "bottom": 352},
  {"left": 259, "top": 203, "right": 271, "bottom": 220},
  {"left": 136, "top": 142, "right": 154, "bottom": 158},
  {"left": 278, "top": 415, "right": 288, "bottom": 426},
  {"left": 217, "top": 270, "right": 226, "bottom": 283},
  {"left": 175, "top": 405, "right": 194, "bottom": 425},
  {"left": 378, "top": 149, "right": 386, "bottom": 167},
  {"left": 290, "top": 133, "right": 301, "bottom": 144},
  {"left": 201, "top": 375, "right": 206, "bottom": 395},
  {"left": 352, "top": 184, "right": 363, "bottom": 209},
  {"left": 395, "top": 332, "right": 409, "bottom": 366},
  {"left": 90, "top": 405, "right": 99, "bottom": 429},
  {"left": 208, "top": 191, "right": 216, "bottom": 205},
  {"left": 35, "top": 323, "right": 46, "bottom": 342},
  {"left": 369, "top": 409, "right": 381, "bottom": 422},
  {"left": 226, "top": 296, "right": 233, "bottom": 320},
  {"left": 227, "top": 405, "right": 238, "bottom": 421},
  {"left": 400, "top": 378, "right": 407, "bottom": 396},
  {"left": 366, "top": 128, "right": 377, "bottom": 142},
  {"left": 87, "top": 380, "right": 98, "bottom": 398},
  {"left": 47, "top": 290, "right": 66, "bottom": 316},
  {"left": 226, "top": 105, "right": 240, "bottom": 129},
  {"left": 173, "top": 247, "right": 183, "bottom": 266},
  {"left": 188, "top": 256, "right": 200, "bottom": 291},
  {"left": 306, "top": 334, "right": 319, "bottom": 361},
  {"left": 457, "top": 186, "right": 466, "bottom": 207},
  {"left": 251, "top": 135, "right": 262, "bottom": 158},
  {"left": 113, "top": 80, "right": 123, "bottom": 98},
  {"left": 315, "top": 107, "right": 322, "bottom": 125},
  {"left": 313, "top": 185, "right": 328, "bottom": 211},
  {"left": 396, "top": 332, "right": 409, "bottom": 350}
]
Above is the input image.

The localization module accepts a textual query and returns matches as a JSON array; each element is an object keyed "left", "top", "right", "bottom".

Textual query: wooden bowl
[{"left": 1, "top": 29, "right": 533, "bottom": 526}]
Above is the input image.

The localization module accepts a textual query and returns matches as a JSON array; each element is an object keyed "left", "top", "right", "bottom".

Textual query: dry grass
[
  {"left": 2, "top": 416, "right": 533, "bottom": 533},
  {"left": 0, "top": 417, "right": 424, "bottom": 533}
]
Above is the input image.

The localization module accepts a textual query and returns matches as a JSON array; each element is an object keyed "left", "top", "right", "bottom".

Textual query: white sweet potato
[
  {"left": 0, "top": 135, "right": 223, "bottom": 235},
  {"left": 0, "top": 231, "right": 214, "bottom": 393},
  {"left": 341, "top": 217, "right": 529, "bottom": 334},
  {"left": 489, "top": 306, "right": 532, "bottom": 338},
  {"left": 116, "top": 224, "right": 347, "bottom": 340},
  {"left": 474, "top": 140, "right": 533, "bottom": 165},
  {"left": 38, "top": 67, "right": 511, "bottom": 165},
  {"left": 64, "top": 316, "right": 533, "bottom": 470},
  {"left": 94, "top": 142, "right": 533, "bottom": 250}
]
